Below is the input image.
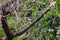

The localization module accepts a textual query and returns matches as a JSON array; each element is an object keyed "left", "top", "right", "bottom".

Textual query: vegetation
[{"left": 0, "top": 0, "right": 60, "bottom": 40}]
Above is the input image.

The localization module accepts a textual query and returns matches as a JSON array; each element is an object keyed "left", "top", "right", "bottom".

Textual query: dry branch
[{"left": 14, "top": 1, "right": 56, "bottom": 37}]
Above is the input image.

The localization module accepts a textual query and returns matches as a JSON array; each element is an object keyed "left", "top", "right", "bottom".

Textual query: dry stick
[{"left": 14, "top": 1, "right": 56, "bottom": 37}]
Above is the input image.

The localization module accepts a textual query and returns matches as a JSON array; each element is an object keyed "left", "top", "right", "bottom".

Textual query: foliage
[{"left": 0, "top": 0, "right": 60, "bottom": 40}]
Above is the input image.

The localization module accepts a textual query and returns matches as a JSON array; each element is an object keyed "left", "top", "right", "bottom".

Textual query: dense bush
[{"left": 0, "top": 0, "right": 60, "bottom": 40}]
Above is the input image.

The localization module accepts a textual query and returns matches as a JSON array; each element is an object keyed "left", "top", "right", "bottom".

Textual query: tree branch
[
  {"left": 14, "top": 1, "right": 56, "bottom": 37},
  {"left": 1, "top": 16, "right": 14, "bottom": 40},
  {"left": 0, "top": 0, "right": 21, "bottom": 40},
  {"left": 1, "top": 4, "right": 14, "bottom": 40}
]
